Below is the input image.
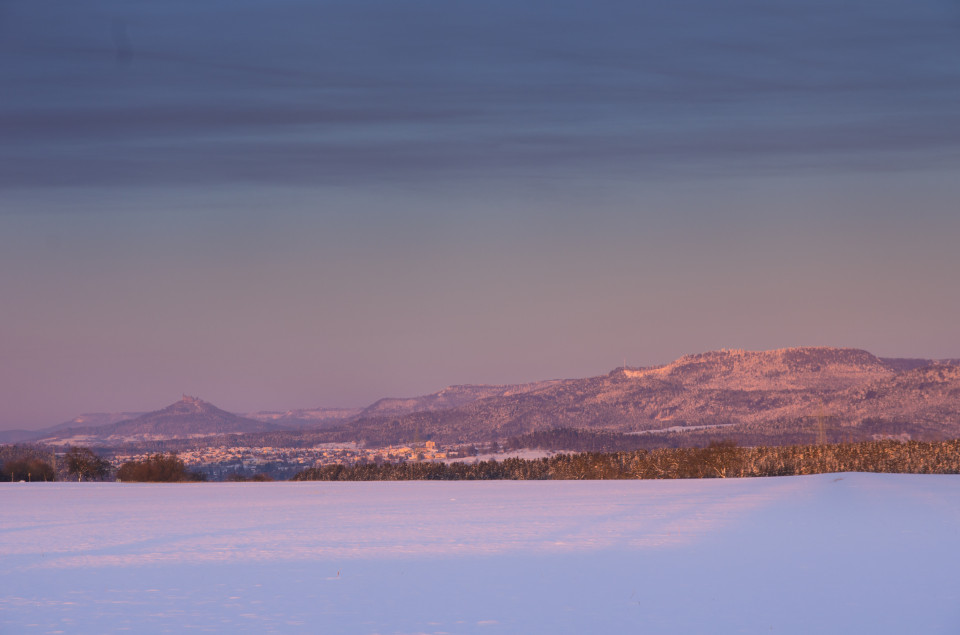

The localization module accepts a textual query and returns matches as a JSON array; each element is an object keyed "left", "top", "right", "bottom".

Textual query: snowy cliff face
[
  {"left": 344, "top": 348, "right": 960, "bottom": 443},
  {"left": 838, "top": 364, "right": 960, "bottom": 422},
  {"left": 623, "top": 347, "right": 895, "bottom": 390}
]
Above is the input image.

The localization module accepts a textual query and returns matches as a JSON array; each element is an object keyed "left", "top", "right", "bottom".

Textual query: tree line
[
  {"left": 292, "top": 439, "right": 960, "bottom": 481},
  {"left": 7, "top": 438, "right": 960, "bottom": 482},
  {"left": 0, "top": 444, "right": 59, "bottom": 481},
  {"left": 1, "top": 446, "right": 112, "bottom": 481},
  {"left": 0, "top": 445, "right": 203, "bottom": 482}
]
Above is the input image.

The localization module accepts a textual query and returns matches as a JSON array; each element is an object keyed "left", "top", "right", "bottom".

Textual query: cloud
[{"left": 2, "top": 0, "right": 959, "bottom": 190}]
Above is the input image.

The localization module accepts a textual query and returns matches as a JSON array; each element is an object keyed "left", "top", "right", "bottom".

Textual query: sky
[{"left": 2, "top": 0, "right": 960, "bottom": 429}]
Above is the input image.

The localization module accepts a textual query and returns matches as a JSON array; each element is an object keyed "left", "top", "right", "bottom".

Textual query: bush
[
  {"left": 116, "top": 453, "right": 205, "bottom": 482},
  {"left": 1, "top": 457, "right": 55, "bottom": 482}
]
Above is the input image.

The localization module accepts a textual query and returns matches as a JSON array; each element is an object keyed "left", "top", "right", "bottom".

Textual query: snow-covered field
[{"left": 3, "top": 474, "right": 960, "bottom": 634}]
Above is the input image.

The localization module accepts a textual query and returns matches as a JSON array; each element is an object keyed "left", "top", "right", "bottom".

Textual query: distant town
[{"left": 109, "top": 441, "right": 493, "bottom": 480}]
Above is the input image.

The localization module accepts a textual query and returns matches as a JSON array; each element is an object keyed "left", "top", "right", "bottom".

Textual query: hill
[
  {"left": 21, "top": 347, "right": 960, "bottom": 451},
  {"left": 39, "top": 395, "right": 286, "bottom": 446},
  {"left": 246, "top": 407, "right": 364, "bottom": 428},
  {"left": 358, "top": 380, "right": 566, "bottom": 418},
  {"left": 336, "top": 347, "right": 960, "bottom": 446}
]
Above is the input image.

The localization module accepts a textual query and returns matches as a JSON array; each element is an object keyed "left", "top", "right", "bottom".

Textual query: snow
[
  {"left": 445, "top": 449, "right": 557, "bottom": 463},
  {"left": 3, "top": 474, "right": 960, "bottom": 633}
]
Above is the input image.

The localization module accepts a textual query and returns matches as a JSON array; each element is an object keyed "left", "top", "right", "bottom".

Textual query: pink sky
[{"left": 2, "top": 0, "right": 959, "bottom": 429}]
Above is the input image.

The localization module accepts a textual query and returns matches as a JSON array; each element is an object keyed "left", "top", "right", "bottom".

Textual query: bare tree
[{"left": 65, "top": 447, "right": 112, "bottom": 481}]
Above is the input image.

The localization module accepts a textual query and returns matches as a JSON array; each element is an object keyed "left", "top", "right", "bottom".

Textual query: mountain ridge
[
  {"left": 15, "top": 347, "right": 960, "bottom": 448},
  {"left": 337, "top": 347, "right": 960, "bottom": 445}
]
